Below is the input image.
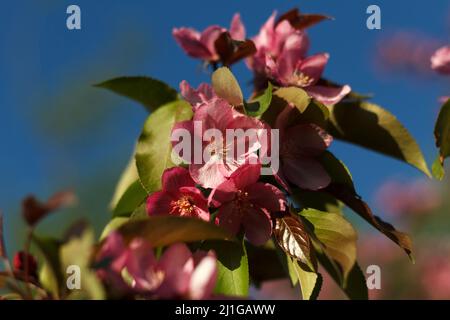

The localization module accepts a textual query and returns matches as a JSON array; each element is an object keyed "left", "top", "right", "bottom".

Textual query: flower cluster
[
  {"left": 0, "top": 7, "right": 427, "bottom": 302},
  {"left": 174, "top": 11, "right": 351, "bottom": 105},
  {"left": 97, "top": 232, "right": 217, "bottom": 299},
  {"left": 149, "top": 11, "right": 348, "bottom": 246}
]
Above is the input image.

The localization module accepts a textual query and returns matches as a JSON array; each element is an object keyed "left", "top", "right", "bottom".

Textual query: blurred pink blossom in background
[
  {"left": 420, "top": 254, "right": 450, "bottom": 299},
  {"left": 375, "top": 179, "right": 442, "bottom": 217},
  {"left": 375, "top": 31, "right": 442, "bottom": 76},
  {"left": 431, "top": 45, "right": 450, "bottom": 75}
]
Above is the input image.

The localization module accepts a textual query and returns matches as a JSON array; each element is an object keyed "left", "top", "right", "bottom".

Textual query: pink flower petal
[
  {"left": 282, "top": 32, "right": 309, "bottom": 58},
  {"left": 189, "top": 157, "right": 228, "bottom": 189},
  {"left": 208, "top": 178, "right": 238, "bottom": 207},
  {"left": 194, "top": 99, "right": 239, "bottom": 133},
  {"left": 273, "top": 168, "right": 291, "bottom": 193},
  {"left": 171, "top": 120, "right": 197, "bottom": 163},
  {"left": 306, "top": 84, "right": 351, "bottom": 105},
  {"left": 216, "top": 202, "right": 242, "bottom": 235},
  {"left": 283, "top": 124, "right": 333, "bottom": 157},
  {"left": 230, "top": 13, "right": 246, "bottom": 41},
  {"left": 189, "top": 252, "right": 218, "bottom": 300},
  {"left": 157, "top": 243, "right": 195, "bottom": 298},
  {"left": 146, "top": 191, "right": 175, "bottom": 216},
  {"left": 229, "top": 163, "right": 261, "bottom": 190},
  {"left": 254, "top": 11, "right": 277, "bottom": 50},
  {"left": 125, "top": 239, "right": 159, "bottom": 291},
  {"left": 98, "top": 232, "right": 129, "bottom": 273},
  {"left": 282, "top": 155, "right": 331, "bottom": 190},
  {"left": 274, "top": 49, "right": 297, "bottom": 84},
  {"left": 439, "top": 96, "right": 449, "bottom": 104},
  {"left": 297, "top": 53, "right": 329, "bottom": 84},
  {"left": 180, "top": 80, "right": 215, "bottom": 110},
  {"left": 173, "top": 28, "right": 212, "bottom": 60},
  {"left": 242, "top": 207, "right": 272, "bottom": 246},
  {"left": 431, "top": 45, "right": 450, "bottom": 75},
  {"left": 199, "top": 25, "right": 224, "bottom": 60},
  {"left": 161, "top": 167, "right": 195, "bottom": 192},
  {"left": 274, "top": 21, "right": 309, "bottom": 67},
  {"left": 246, "top": 182, "right": 286, "bottom": 212}
]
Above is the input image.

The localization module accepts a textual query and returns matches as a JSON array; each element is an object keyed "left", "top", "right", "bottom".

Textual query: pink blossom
[
  {"left": 274, "top": 104, "right": 332, "bottom": 191},
  {"left": 375, "top": 31, "right": 441, "bottom": 77},
  {"left": 266, "top": 52, "right": 351, "bottom": 105},
  {"left": 246, "top": 11, "right": 309, "bottom": 75},
  {"left": 146, "top": 167, "right": 209, "bottom": 221},
  {"left": 375, "top": 179, "right": 441, "bottom": 217},
  {"left": 431, "top": 45, "right": 450, "bottom": 75},
  {"left": 421, "top": 255, "right": 450, "bottom": 299},
  {"left": 97, "top": 233, "right": 217, "bottom": 299},
  {"left": 173, "top": 13, "right": 245, "bottom": 62},
  {"left": 172, "top": 100, "right": 265, "bottom": 189},
  {"left": 208, "top": 163, "right": 286, "bottom": 245},
  {"left": 180, "top": 80, "right": 217, "bottom": 111},
  {"left": 439, "top": 96, "right": 450, "bottom": 104}
]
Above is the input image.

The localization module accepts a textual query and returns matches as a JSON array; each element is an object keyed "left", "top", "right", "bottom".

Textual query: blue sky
[{"left": 0, "top": 0, "right": 449, "bottom": 244}]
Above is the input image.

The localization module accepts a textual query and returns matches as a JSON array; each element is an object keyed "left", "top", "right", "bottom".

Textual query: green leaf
[
  {"left": 94, "top": 76, "right": 178, "bottom": 112},
  {"left": 116, "top": 216, "right": 233, "bottom": 246},
  {"left": 320, "top": 151, "right": 354, "bottom": 190},
  {"left": 135, "top": 100, "right": 193, "bottom": 193},
  {"left": 32, "top": 236, "right": 63, "bottom": 298},
  {"left": 38, "top": 262, "right": 59, "bottom": 297},
  {"left": 274, "top": 87, "right": 311, "bottom": 113},
  {"left": 327, "top": 101, "right": 430, "bottom": 177},
  {"left": 300, "top": 209, "right": 357, "bottom": 279},
  {"left": 432, "top": 155, "right": 445, "bottom": 180},
  {"left": 344, "top": 263, "right": 369, "bottom": 300},
  {"left": 211, "top": 67, "right": 243, "bottom": 106},
  {"left": 245, "top": 83, "right": 273, "bottom": 117},
  {"left": 316, "top": 250, "right": 368, "bottom": 300},
  {"left": 130, "top": 202, "right": 148, "bottom": 220},
  {"left": 318, "top": 153, "right": 413, "bottom": 259},
  {"left": 99, "top": 217, "right": 130, "bottom": 241},
  {"left": 110, "top": 155, "right": 147, "bottom": 217},
  {"left": 203, "top": 238, "right": 249, "bottom": 297},
  {"left": 246, "top": 242, "right": 286, "bottom": 286},
  {"left": 273, "top": 215, "right": 315, "bottom": 270},
  {"left": 286, "top": 257, "right": 322, "bottom": 300},
  {"left": 325, "top": 183, "right": 413, "bottom": 260},
  {"left": 60, "top": 226, "right": 105, "bottom": 300},
  {"left": 434, "top": 99, "right": 450, "bottom": 166},
  {"left": 292, "top": 189, "right": 343, "bottom": 213},
  {"left": 113, "top": 180, "right": 147, "bottom": 217}
]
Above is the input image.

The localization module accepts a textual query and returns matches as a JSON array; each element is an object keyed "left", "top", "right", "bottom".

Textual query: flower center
[
  {"left": 147, "top": 269, "right": 165, "bottom": 290},
  {"left": 171, "top": 195, "right": 195, "bottom": 215},
  {"left": 291, "top": 71, "right": 313, "bottom": 87},
  {"left": 234, "top": 190, "right": 253, "bottom": 213},
  {"left": 131, "top": 268, "right": 165, "bottom": 292}
]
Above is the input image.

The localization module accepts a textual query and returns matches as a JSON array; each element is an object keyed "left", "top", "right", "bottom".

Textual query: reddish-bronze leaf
[
  {"left": 325, "top": 183, "right": 413, "bottom": 259},
  {"left": 276, "top": 8, "right": 332, "bottom": 30},
  {"left": 214, "top": 32, "right": 256, "bottom": 66},
  {"left": 273, "top": 215, "right": 315, "bottom": 269},
  {"left": 22, "top": 191, "right": 76, "bottom": 227}
]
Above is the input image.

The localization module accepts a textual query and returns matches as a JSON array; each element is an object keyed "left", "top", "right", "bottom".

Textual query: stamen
[{"left": 171, "top": 196, "right": 195, "bottom": 215}]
